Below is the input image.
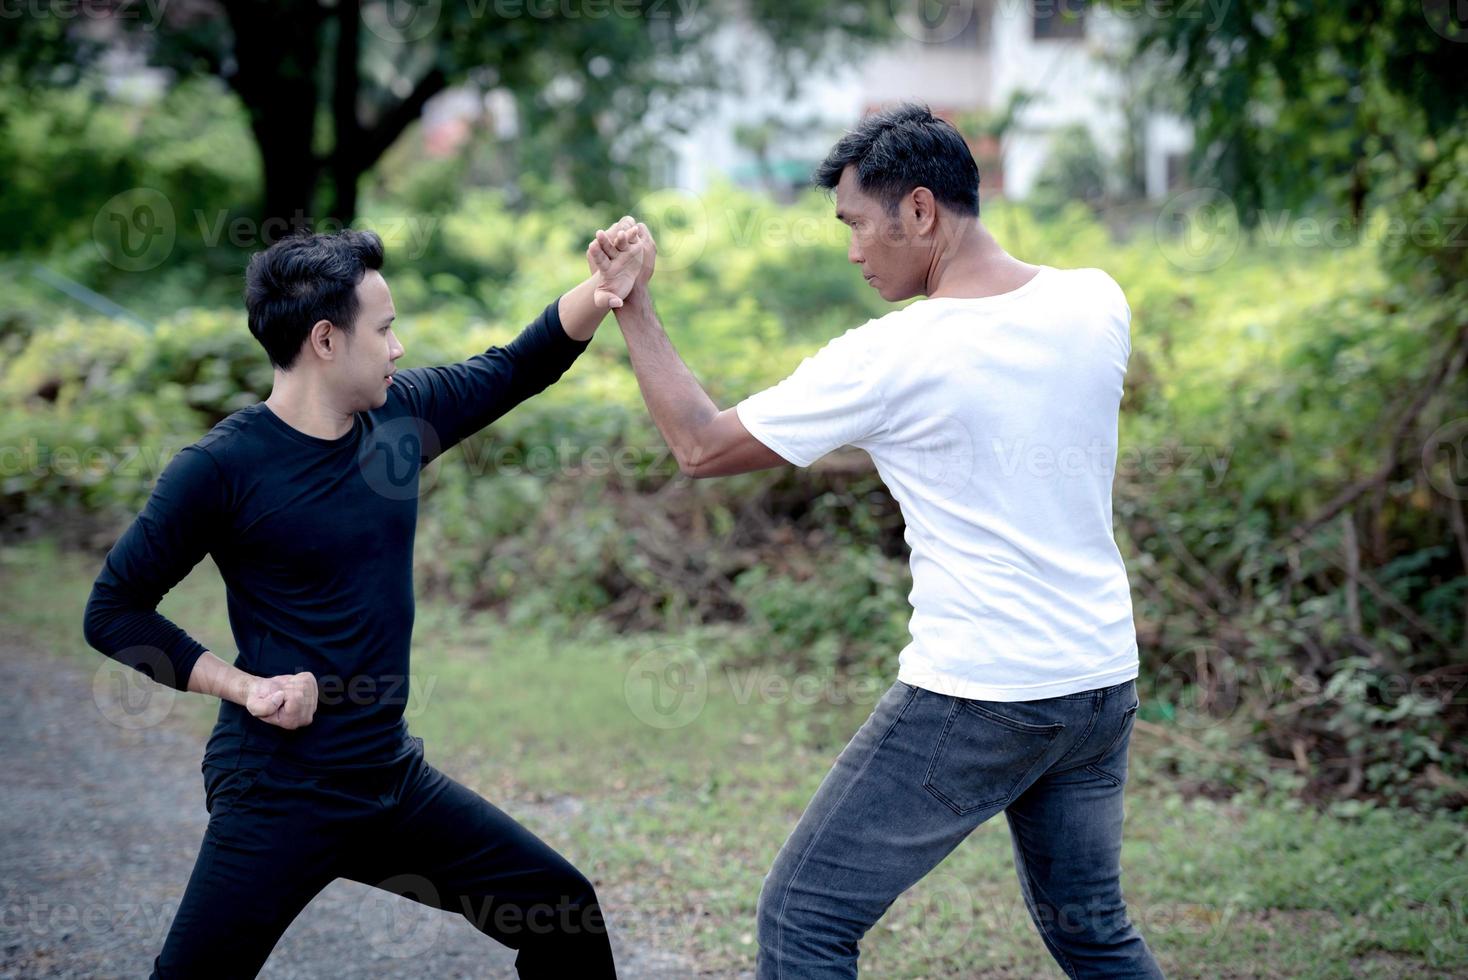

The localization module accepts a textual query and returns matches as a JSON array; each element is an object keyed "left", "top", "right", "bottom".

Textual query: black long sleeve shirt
[{"left": 83, "top": 300, "right": 589, "bottom": 770}]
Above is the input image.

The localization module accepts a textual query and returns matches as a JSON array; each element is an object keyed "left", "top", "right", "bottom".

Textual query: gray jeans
[{"left": 756, "top": 679, "right": 1164, "bottom": 979}]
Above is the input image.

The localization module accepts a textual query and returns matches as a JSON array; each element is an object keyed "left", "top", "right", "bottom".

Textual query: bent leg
[
  {"left": 343, "top": 759, "right": 616, "bottom": 980},
  {"left": 1004, "top": 727, "right": 1164, "bottom": 978},
  {"left": 152, "top": 766, "right": 339, "bottom": 979},
  {"left": 756, "top": 682, "right": 1039, "bottom": 980}
]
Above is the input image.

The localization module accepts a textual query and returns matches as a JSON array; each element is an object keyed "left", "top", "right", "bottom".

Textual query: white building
[{"left": 667, "top": 0, "right": 1192, "bottom": 201}]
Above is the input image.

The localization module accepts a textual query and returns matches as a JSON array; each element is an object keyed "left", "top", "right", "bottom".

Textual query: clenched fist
[
  {"left": 587, "top": 215, "right": 650, "bottom": 309},
  {"left": 245, "top": 671, "right": 318, "bottom": 730}
]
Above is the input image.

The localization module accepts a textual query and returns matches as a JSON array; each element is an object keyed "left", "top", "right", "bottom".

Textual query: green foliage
[
  {"left": 734, "top": 543, "right": 910, "bottom": 672},
  {"left": 0, "top": 74, "right": 257, "bottom": 261},
  {"left": 3, "top": 187, "right": 1464, "bottom": 811},
  {"left": 1029, "top": 124, "right": 1110, "bottom": 218},
  {"left": 6, "top": 540, "right": 1465, "bottom": 975},
  {"left": 1104, "top": 0, "right": 1468, "bottom": 287},
  {"left": 0, "top": 0, "right": 892, "bottom": 233}
]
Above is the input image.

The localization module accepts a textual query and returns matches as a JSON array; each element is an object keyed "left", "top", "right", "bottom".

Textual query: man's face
[
  {"left": 336, "top": 270, "right": 404, "bottom": 410},
  {"left": 834, "top": 166, "right": 927, "bottom": 302}
]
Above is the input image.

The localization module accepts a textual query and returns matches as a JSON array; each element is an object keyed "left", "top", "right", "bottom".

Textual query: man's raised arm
[
  {"left": 390, "top": 218, "right": 648, "bottom": 459},
  {"left": 589, "top": 223, "right": 787, "bottom": 479}
]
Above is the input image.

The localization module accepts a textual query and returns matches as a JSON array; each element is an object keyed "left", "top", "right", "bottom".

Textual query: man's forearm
[
  {"left": 185, "top": 651, "right": 254, "bottom": 706},
  {"left": 613, "top": 285, "right": 720, "bottom": 469},
  {"left": 557, "top": 273, "right": 615, "bottom": 342}
]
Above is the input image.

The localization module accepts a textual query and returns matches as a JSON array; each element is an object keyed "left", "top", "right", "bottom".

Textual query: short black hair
[
  {"left": 814, "top": 103, "right": 980, "bottom": 217},
  {"left": 244, "top": 229, "right": 385, "bottom": 370}
]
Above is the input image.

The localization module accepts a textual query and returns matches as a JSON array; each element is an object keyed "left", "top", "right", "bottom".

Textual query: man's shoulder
[
  {"left": 827, "top": 307, "right": 910, "bottom": 350},
  {"left": 192, "top": 403, "right": 272, "bottom": 463},
  {"left": 1048, "top": 266, "right": 1129, "bottom": 311}
]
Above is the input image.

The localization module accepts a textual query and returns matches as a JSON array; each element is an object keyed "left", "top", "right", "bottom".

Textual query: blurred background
[{"left": 1, "top": 1, "right": 1466, "bottom": 977}]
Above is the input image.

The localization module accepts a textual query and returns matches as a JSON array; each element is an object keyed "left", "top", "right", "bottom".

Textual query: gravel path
[{"left": 0, "top": 639, "right": 695, "bottom": 979}]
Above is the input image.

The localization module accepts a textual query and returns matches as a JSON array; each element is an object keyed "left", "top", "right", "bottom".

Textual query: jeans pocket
[
  {"left": 922, "top": 699, "right": 1065, "bottom": 815},
  {"left": 1086, "top": 700, "right": 1139, "bottom": 786},
  {"left": 203, "top": 764, "right": 270, "bottom": 817}
]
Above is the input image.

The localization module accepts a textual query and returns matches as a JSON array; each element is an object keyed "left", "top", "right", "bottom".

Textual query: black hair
[
  {"left": 244, "top": 229, "right": 386, "bottom": 370},
  {"left": 813, "top": 103, "right": 980, "bottom": 217}
]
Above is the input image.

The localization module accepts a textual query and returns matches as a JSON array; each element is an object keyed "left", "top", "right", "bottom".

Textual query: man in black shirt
[{"left": 83, "top": 223, "right": 642, "bottom": 978}]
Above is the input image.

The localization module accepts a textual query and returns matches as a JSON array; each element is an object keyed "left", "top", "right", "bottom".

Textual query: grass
[{"left": 3, "top": 538, "right": 1465, "bottom": 978}]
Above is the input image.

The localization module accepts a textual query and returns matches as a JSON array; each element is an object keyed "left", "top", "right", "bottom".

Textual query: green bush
[{"left": 3, "top": 189, "right": 1464, "bottom": 810}]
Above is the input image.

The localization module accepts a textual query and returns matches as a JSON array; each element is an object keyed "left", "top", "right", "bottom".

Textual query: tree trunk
[
  {"left": 223, "top": 0, "right": 326, "bottom": 242},
  {"left": 220, "top": 0, "right": 446, "bottom": 232},
  {"left": 328, "top": 0, "right": 362, "bottom": 224}
]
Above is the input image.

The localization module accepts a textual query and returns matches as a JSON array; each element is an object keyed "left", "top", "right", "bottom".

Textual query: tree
[
  {"left": 1101, "top": 0, "right": 1467, "bottom": 286},
  {"left": 1099, "top": 1, "right": 1468, "bottom": 798},
  {"left": 1, "top": 0, "right": 892, "bottom": 236}
]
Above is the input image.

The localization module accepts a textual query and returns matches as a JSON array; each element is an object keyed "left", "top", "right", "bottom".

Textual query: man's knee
[
  {"left": 1042, "top": 892, "right": 1132, "bottom": 946},
  {"left": 756, "top": 873, "right": 779, "bottom": 942},
  {"left": 551, "top": 862, "right": 598, "bottom": 905},
  {"left": 536, "top": 865, "right": 603, "bottom": 938},
  {"left": 755, "top": 870, "right": 858, "bottom": 970},
  {"left": 1033, "top": 892, "right": 1160, "bottom": 974}
]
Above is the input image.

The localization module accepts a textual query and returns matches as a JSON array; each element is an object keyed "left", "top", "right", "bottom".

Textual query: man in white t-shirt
[{"left": 589, "top": 103, "right": 1164, "bottom": 979}]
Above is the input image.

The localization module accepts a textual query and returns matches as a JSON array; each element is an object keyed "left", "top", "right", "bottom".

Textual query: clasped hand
[{"left": 587, "top": 215, "right": 657, "bottom": 309}]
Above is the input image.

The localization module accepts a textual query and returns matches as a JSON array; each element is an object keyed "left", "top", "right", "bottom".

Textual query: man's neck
[
  {"left": 264, "top": 379, "right": 355, "bottom": 441},
  {"left": 925, "top": 221, "right": 1042, "bottom": 300}
]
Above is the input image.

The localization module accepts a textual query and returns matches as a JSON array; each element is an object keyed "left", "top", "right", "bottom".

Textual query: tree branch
[
  {"left": 1290, "top": 320, "right": 1468, "bottom": 543},
  {"left": 359, "top": 66, "right": 449, "bottom": 168}
]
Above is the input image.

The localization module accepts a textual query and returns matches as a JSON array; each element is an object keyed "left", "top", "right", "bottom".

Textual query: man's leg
[
  {"left": 756, "top": 681, "right": 1072, "bottom": 980},
  {"left": 151, "top": 765, "right": 343, "bottom": 979},
  {"left": 1004, "top": 684, "right": 1165, "bottom": 978},
  {"left": 342, "top": 750, "right": 616, "bottom": 980}
]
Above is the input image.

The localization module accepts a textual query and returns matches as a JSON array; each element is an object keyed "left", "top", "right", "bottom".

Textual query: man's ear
[
  {"left": 308, "top": 319, "right": 337, "bottom": 361},
  {"left": 910, "top": 187, "right": 938, "bottom": 236}
]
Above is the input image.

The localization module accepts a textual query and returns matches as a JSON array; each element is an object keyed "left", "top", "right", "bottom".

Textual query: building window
[
  {"left": 1033, "top": 0, "right": 1086, "bottom": 40},
  {"left": 1165, "top": 152, "right": 1190, "bottom": 191}
]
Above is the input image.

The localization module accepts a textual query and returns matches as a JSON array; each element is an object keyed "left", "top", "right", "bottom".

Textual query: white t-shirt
[{"left": 735, "top": 265, "right": 1138, "bottom": 701}]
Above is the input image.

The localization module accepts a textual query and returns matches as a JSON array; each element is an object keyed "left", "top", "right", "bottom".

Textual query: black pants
[{"left": 152, "top": 737, "right": 617, "bottom": 978}]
